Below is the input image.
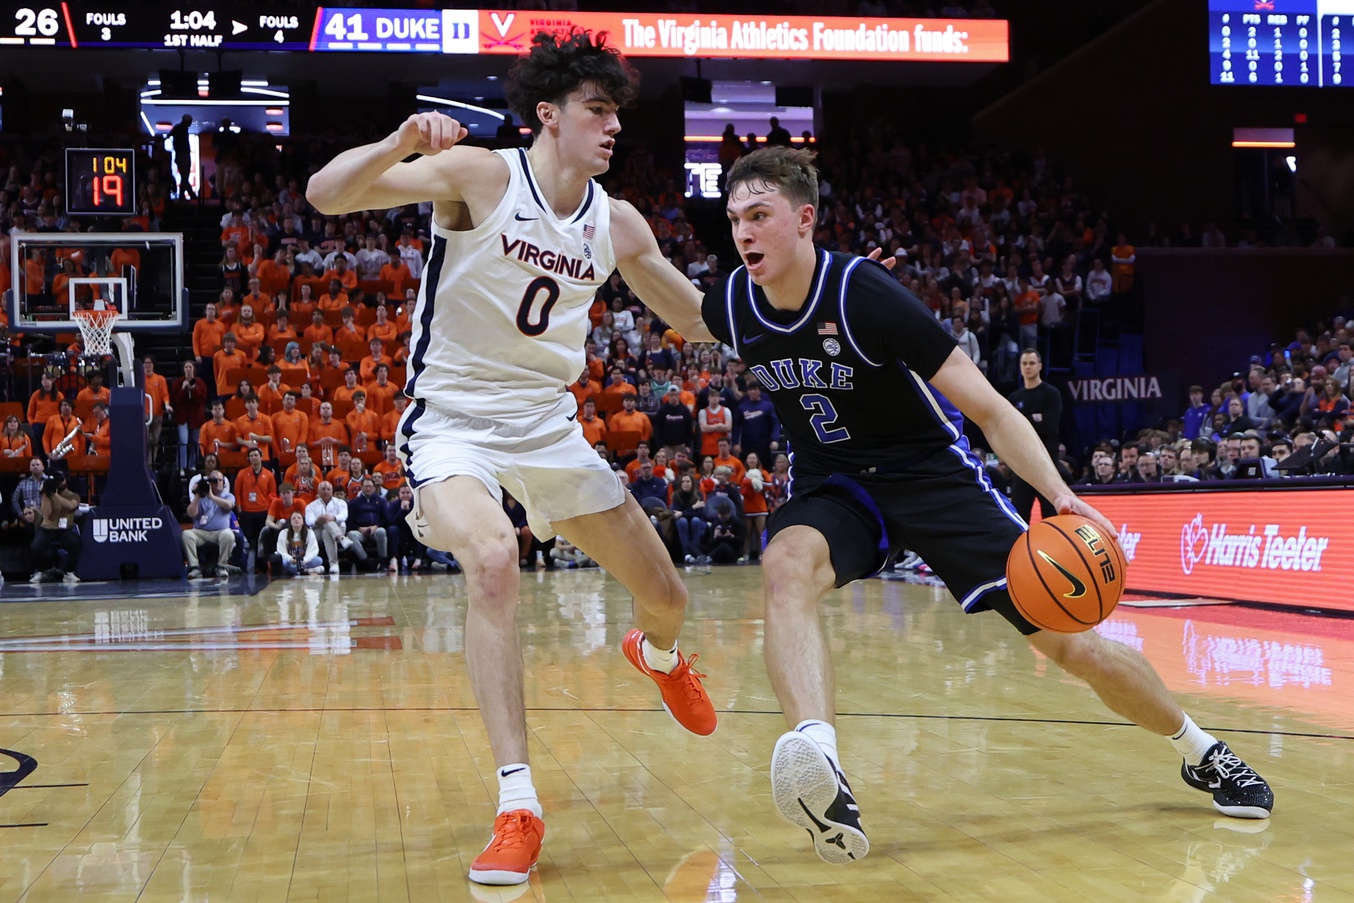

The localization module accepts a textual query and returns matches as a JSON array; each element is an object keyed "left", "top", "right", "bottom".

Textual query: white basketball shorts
[{"left": 396, "top": 394, "right": 626, "bottom": 540}]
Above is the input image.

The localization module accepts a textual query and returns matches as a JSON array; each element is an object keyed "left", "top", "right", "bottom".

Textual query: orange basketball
[{"left": 1005, "top": 514, "right": 1127, "bottom": 633}]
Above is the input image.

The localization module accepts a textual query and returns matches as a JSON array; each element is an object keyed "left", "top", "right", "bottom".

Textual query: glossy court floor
[{"left": 1, "top": 565, "right": 1351, "bottom": 903}]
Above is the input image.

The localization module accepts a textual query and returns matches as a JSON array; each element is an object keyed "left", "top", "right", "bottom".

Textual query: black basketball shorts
[{"left": 765, "top": 450, "right": 1038, "bottom": 635}]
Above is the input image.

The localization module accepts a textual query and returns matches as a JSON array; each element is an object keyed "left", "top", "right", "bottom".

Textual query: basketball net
[{"left": 73, "top": 303, "right": 137, "bottom": 387}]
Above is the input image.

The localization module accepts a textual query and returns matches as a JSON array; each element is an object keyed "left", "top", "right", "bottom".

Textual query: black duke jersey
[{"left": 701, "top": 250, "right": 963, "bottom": 477}]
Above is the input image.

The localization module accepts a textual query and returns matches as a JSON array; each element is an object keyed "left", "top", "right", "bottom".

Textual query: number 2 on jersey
[
  {"left": 800, "top": 394, "right": 850, "bottom": 443},
  {"left": 515, "top": 276, "right": 560, "bottom": 337}
]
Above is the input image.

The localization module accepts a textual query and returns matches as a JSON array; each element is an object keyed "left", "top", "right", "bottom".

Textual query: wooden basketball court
[{"left": 1, "top": 567, "right": 1350, "bottom": 902}]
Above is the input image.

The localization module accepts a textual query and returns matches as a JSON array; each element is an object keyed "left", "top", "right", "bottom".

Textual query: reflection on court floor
[{"left": 0, "top": 568, "right": 1350, "bottom": 902}]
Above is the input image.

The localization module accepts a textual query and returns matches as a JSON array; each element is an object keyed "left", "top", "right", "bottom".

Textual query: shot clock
[{"left": 66, "top": 148, "right": 136, "bottom": 216}]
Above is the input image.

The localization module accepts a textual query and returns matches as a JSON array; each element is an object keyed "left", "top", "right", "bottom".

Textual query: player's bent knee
[
  {"left": 762, "top": 537, "right": 834, "bottom": 604},
  {"left": 1032, "top": 630, "right": 1110, "bottom": 679}
]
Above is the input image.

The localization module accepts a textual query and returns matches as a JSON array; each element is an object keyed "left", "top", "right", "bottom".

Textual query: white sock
[
  {"left": 641, "top": 636, "right": 679, "bottom": 675},
  {"left": 1168, "top": 714, "right": 1219, "bottom": 767},
  {"left": 495, "top": 763, "right": 542, "bottom": 818},
  {"left": 795, "top": 719, "right": 840, "bottom": 769}
]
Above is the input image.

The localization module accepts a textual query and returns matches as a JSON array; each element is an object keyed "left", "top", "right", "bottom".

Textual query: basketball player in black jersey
[{"left": 702, "top": 147, "right": 1272, "bottom": 864}]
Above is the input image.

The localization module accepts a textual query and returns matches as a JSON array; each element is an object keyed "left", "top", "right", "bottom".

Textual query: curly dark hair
[{"left": 505, "top": 30, "right": 639, "bottom": 132}]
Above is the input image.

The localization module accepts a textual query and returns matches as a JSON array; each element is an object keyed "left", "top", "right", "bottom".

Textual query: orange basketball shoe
[
  {"left": 622, "top": 628, "right": 717, "bottom": 736},
  {"left": 468, "top": 810, "right": 545, "bottom": 886}
]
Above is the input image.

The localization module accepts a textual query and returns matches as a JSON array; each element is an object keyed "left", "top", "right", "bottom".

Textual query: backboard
[{"left": 6, "top": 232, "right": 186, "bottom": 333}]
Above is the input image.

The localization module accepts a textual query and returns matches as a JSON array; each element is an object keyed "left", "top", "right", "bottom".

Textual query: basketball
[{"left": 1006, "top": 515, "right": 1127, "bottom": 633}]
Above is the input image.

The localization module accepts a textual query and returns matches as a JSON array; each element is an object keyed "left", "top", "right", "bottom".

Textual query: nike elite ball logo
[{"left": 1037, "top": 550, "right": 1087, "bottom": 598}]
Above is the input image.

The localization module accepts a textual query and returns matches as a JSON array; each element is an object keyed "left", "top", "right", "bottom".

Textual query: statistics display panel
[
  {"left": 1209, "top": 0, "right": 1352, "bottom": 87},
  {"left": 0, "top": 4, "right": 1009, "bottom": 61}
]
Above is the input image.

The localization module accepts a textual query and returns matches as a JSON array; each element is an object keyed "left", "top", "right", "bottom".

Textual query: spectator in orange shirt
[
  {"left": 290, "top": 282, "right": 317, "bottom": 322},
  {"left": 698, "top": 393, "right": 733, "bottom": 458},
  {"left": 332, "top": 368, "right": 362, "bottom": 407},
  {"left": 322, "top": 256, "right": 358, "bottom": 291},
  {"left": 1, "top": 413, "right": 34, "bottom": 459},
  {"left": 142, "top": 356, "right": 173, "bottom": 460},
  {"left": 303, "top": 310, "right": 333, "bottom": 351},
  {"left": 373, "top": 443, "right": 407, "bottom": 491},
  {"left": 740, "top": 451, "right": 770, "bottom": 562},
  {"left": 380, "top": 392, "right": 407, "bottom": 446},
  {"left": 260, "top": 482, "right": 307, "bottom": 563},
  {"left": 624, "top": 441, "right": 659, "bottom": 483},
  {"left": 324, "top": 448, "right": 355, "bottom": 489},
  {"left": 234, "top": 395, "right": 275, "bottom": 458},
  {"left": 334, "top": 308, "right": 368, "bottom": 361},
  {"left": 27, "top": 372, "right": 64, "bottom": 447},
  {"left": 240, "top": 276, "right": 271, "bottom": 318},
  {"left": 602, "top": 365, "right": 637, "bottom": 396},
  {"left": 345, "top": 390, "right": 381, "bottom": 452},
  {"left": 711, "top": 437, "right": 745, "bottom": 483},
  {"left": 359, "top": 337, "right": 393, "bottom": 383},
  {"left": 199, "top": 400, "right": 238, "bottom": 458},
  {"left": 214, "top": 288, "right": 240, "bottom": 328},
  {"left": 288, "top": 456, "right": 320, "bottom": 506},
  {"left": 272, "top": 391, "right": 310, "bottom": 455},
  {"left": 368, "top": 304, "right": 399, "bottom": 349},
  {"left": 609, "top": 393, "right": 653, "bottom": 444},
  {"left": 268, "top": 309, "right": 298, "bottom": 346},
  {"left": 234, "top": 446, "right": 277, "bottom": 563},
  {"left": 280, "top": 341, "right": 309, "bottom": 378},
  {"left": 283, "top": 444, "right": 315, "bottom": 489},
  {"left": 578, "top": 398, "right": 607, "bottom": 447},
  {"left": 568, "top": 369, "right": 601, "bottom": 414},
  {"left": 193, "top": 302, "right": 228, "bottom": 374},
  {"left": 1014, "top": 276, "right": 1041, "bottom": 349},
  {"left": 379, "top": 257, "right": 413, "bottom": 297},
  {"left": 221, "top": 210, "right": 249, "bottom": 254},
  {"left": 44, "top": 399, "right": 85, "bottom": 458},
  {"left": 363, "top": 364, "right": 397, "bottom": 417},
  {"left": 309, "top": 401, "right": 349, "bottom": 467},
  {"left": 75, "top": 369, "right": 111, "bottom": 415},
  {"left": 256, "top": 248, "right": 292, "bottom": 297},
  {"left": 257, "top": 366, "right": 291, "bottom": 414},
  {"left": 317, "top": 279, "right": 349, "bottom": 313},
  {"left": 212, "top": 334, "right": 249, "bottom": 398},
  {"left": 233, "top": 305, "right": 266, "bottom": 360}
]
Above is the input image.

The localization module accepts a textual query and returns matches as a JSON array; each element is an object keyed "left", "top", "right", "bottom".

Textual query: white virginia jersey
[{"left": 404, "top": 147, "right": 614, "bottom": 419}]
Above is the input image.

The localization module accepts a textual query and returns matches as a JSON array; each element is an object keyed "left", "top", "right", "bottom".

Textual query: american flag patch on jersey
[
  {"left": 582, "top": 223, "right": 596, "bottom": 240},
  {"left": 817, "top": 322, "right": 838, "bottom": 335}
]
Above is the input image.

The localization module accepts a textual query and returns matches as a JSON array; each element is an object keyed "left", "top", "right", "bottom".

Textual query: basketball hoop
[{"left": 73, "top": 308, "right": 120, "bottom": 357}]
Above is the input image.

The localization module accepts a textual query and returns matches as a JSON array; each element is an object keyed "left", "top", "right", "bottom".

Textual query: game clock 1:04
[{"left": 66, "top": 148, "right": 137, "bottom": 216}]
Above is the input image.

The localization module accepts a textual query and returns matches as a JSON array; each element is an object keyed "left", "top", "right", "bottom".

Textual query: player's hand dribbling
[
  {"left": 396, "top": 112, "right": 468, "bottom": 157},
  {"left": 1053, "top": 492, "right": 1116, "bottom": 538}
]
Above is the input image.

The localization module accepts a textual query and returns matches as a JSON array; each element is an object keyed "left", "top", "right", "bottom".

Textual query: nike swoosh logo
[
  {"left": 566, "top": 413, "right": 577, "bottom": 421},
  {"left": 1037, "top": 550, "right": 1087, "bottom": 598},
  {"left": 500, "top": 766, "right": 527, "bottom": 777},
  {"left": 514, "top": 213, "right": 538, "bottom": 221},
  {"left": 741, "top": 334, "right": 767, "bottom": 348},
  {"left": 798, "top": 798, "right": 835, "bottom": 834}
]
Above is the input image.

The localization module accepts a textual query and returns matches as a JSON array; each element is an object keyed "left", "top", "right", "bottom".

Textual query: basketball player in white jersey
[{"left": 307, "top": 32, "right": 722, "bottom": 886}]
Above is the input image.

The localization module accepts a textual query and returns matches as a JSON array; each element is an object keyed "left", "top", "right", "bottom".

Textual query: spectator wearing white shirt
[
  {"left": 321, "top": 245, "right": 357, "bottom": 272},
  {"left": 292, "top": 238, "right": 323, "bottom": 272},
  {"left": 355, "top": 235, "right": 390, "bottom": 280},
  {"left": 304, "top": 480, "right": 350, "bottom": 575},
  {"left": 397, "top": 234, "right": 424, "bottom": 281},
  {"left": 1086, "top": 259, "right": 1113, "bottom": 304},
  {"left": 951, "top": 315, "right": 983, "bottom": 372}
]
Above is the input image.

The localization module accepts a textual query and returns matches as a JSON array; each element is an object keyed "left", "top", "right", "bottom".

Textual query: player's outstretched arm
[
  {"left": 610, "top": 199, "right": 717, "bottom": 343},
  {"left": 307, "top": 112, "right": 476, "bottom": 215},
  {"left": 928, "top": 347, "right": 1115, "bottom": 534}
]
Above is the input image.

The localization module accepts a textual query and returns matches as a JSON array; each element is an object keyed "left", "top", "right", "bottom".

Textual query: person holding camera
[
  {"left": 184, "top": 469, "right": 236, "bottom": 579},
  {"left": 30, "top": 472, "right": 82, "bottom": 585}
]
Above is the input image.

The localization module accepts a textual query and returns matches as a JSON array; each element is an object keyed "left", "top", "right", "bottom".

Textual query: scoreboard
[
  {"left": 1209, "top": 0, "right": 1352, "bottom": 87},
  {"left": 0, "top": 4, "right": 1010, "bottom": 61},
  {"left": 65, "top": 148, "right": 136, "bottom": 216}
]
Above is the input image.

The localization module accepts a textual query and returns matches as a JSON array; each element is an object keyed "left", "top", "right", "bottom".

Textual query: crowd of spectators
[{"left": 1, "top": 105, "right": 1350, "bottom": 583}]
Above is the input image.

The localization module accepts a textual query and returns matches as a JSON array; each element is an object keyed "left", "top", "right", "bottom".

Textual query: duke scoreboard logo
[{"left": 92, "top": 517, "right": 164, "bottom": 544}]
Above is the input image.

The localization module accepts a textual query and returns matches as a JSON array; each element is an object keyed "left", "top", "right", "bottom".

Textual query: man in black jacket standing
[{"left": 1007, "top": 348, "right": 1063, "bottom": 521}]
